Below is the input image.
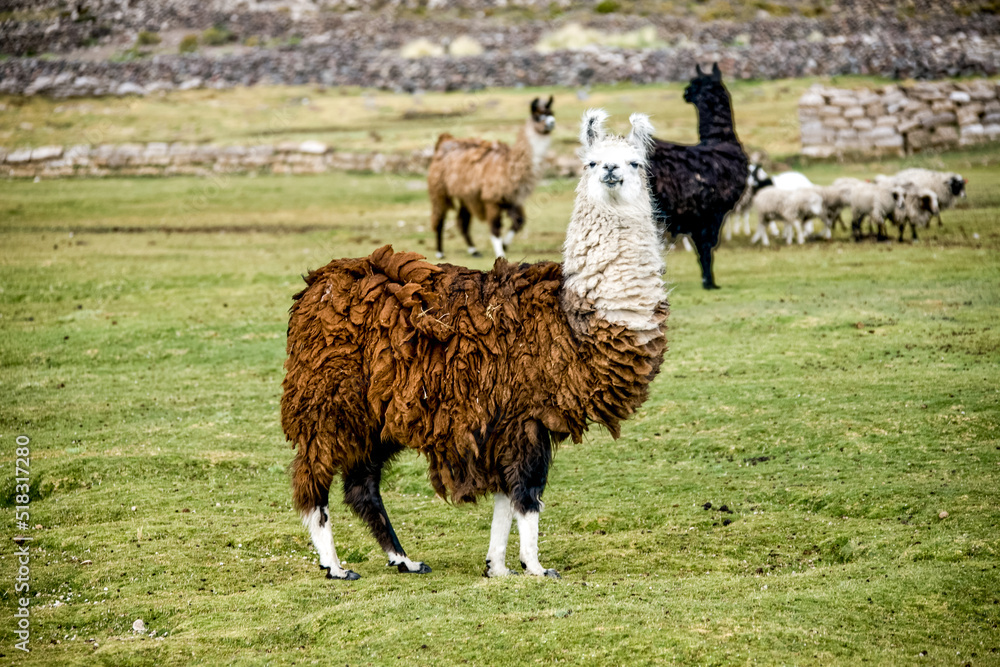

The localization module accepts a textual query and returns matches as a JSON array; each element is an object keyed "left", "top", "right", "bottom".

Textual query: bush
[
  {"left": 179, "top": 34, "right": 199, "bottom": 54},
  {"left": 136, "top": 31, "right": 161, "bottom": 47},
  {"left": 594, "top": 0, "right": 620, "bottom": 13},
  {"left": 201, "top": 26, "right": 234, "bottom": 46}
]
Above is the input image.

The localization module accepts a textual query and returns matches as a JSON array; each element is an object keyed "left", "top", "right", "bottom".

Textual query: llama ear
[
  {"left": 711, "top": 62, "right": 721, "bottom": 80},
  {"left": 580, "top": 108, "right": 608, "bottom": 150},
  {"left": 546, "top": 95, "right": 554, "bottom": 110},
  {"left": 627, "top": 113, "right": 654, "bottom": 157},
  {"left": 530, "top": 97, "right": 541, "bottom": 113},
  {"left": 695, "top": 63, "right": 703, "bottom": 76}
]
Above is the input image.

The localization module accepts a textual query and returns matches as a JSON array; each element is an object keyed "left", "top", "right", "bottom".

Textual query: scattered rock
[{"left": 132, "top": 619, "right": 146, "bottom": 634}]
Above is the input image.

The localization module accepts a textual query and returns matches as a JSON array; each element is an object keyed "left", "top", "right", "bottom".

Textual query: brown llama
[
  {"left": 282, "top": 110, "right": 666, "bottom": 580},
  {"left": 428, "top": 96, "right": 554, "bottom": 260}
]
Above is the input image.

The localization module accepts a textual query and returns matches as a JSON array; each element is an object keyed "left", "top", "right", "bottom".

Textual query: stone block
[
  {"left": 299, "top": 140, "right": 328, "bottom": 155},
  {"left": 864, "top": 103, "right": 885, "bottom": 117},
  {"left": 799, "top": 92, "right": 824, "bottom": 107},
  {"left": 825, "top": 117, "right": 850, "bottom": 129},
  {"left": 802, "top": 145, "right": 836, "bottom": 158},
  {"left": 931, "top": 99, "right": 956, "bottom": 113},
  {"left": 922, "top": 112, "right": 956, "bottom": 129},
  {"left": 820, "top": 105, "right": 843, "bottom": 117},
  {"left": 874, "top": 135, "right": 904, "bottom": 150},
  {"left": 6, "top": 148, "right": 33, "bottom": 164},
  {"left": 897, "top": 118, "right": 921, "bottom": 134},
  {"left": 949, "top": 91, "right": 972, "bottom": 104},
  {"left": 981, "top": 112, "right": 1000, "bottom": 125},
  {"left": 905, "top": 129, "right": 931, "bottom": 150},
  {"left": 984, "top": 124, "right": 1000, "bottom": 139},
  {"left": 843, "top": 106, "right": 865, "bottom": 119},
  {"left": 930, "top": 126, "right": 959, "bottom": 146},
  {"left": 876, "top": 116, "right": 899, "bottom": 127},
  {"left": 852, "top": 118, "right": 874, "bottom": 131},
  {"left": 960, "top": 124, "right": 985, "bottom": 145}
]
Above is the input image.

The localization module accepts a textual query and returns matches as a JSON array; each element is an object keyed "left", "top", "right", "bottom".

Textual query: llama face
[
  {"left": 683, "top": 62, "right": 722, "bottom": 104},
  {"left": 577, "top": 110, "right": 653, "bottom": 205},
  {"left": 530, "top": 96, "right": 556, "bottom": 135}
]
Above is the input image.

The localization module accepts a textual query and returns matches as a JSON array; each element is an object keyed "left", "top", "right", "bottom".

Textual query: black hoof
[
  {"left": 325, "top": 569, "right": 360, "bottom": 581},
  {"left": 470, "top": 250, "right": 483, "bottom": 258},
  {"left": 396, "top": 562, "right": 432, "bottom": 574},
  {"left": 520, "top": 560, "right": 527, "bottom": 570},
  {"left": 702, "top": 283, "right": 720, "bottom": 290},
  {"left": 543, "top": 569, "right": 562, "bottom": 580}
]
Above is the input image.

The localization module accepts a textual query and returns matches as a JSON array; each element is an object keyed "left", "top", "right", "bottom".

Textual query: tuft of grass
[
  {"left": 178, "top": 34, "right": 199, "bottom": 54},
  {"left": 135, "top": 31, "right": 161, "bottom": 47},
  {"left": 200, "top": 26, "right": 234, "bottom": 47}
]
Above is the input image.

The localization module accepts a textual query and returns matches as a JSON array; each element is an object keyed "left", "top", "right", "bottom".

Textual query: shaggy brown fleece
[{"left": 282, "top": 245, "right": 667, "bottom": 513}]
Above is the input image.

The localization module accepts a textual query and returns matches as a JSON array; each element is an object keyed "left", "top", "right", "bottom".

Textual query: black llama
[{"left": 647, "top": 63, "right": 749, "bottom": 289}]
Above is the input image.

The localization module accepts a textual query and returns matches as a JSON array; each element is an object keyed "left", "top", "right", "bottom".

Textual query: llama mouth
[{"left": 601, "top": 176, "right": 623, "bottom": 187}]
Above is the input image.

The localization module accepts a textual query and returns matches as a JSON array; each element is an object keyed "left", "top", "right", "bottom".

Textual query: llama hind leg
[
  {"left": 343, "top": 458, "right": 431, "bottom": 574},
  {"left": 483, "top": 493, "right": 519, "bottom": 577},
  {"left": 303, "top": 506, "right": 360, "bottom": 580},
  {"left": 457, "top": 205, "right": 481, "bottom": 257},
  {"left": 503, "top": 204, "right": 526, "bottom": 252},
  {"left": 510, "top": 423, "right": 559, "bottom": 578},
  {"left": 293, "top": 454, "right": 359, "bottom": 580}
]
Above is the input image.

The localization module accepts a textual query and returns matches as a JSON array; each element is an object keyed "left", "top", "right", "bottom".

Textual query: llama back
[{"left": 429, "top": 135, "right": 517, "bottom": 205}]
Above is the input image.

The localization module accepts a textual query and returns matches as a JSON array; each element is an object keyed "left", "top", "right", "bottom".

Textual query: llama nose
[{"left": 600, "top": 163, "right": 622, "bottom": 185}]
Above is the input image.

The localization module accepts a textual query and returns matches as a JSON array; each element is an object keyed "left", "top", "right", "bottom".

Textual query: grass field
[{"left": 2, "top": 101, "right": 1000, "bottom": 664}]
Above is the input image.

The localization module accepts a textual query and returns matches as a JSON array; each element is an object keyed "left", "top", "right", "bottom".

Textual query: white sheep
[
  {"left": 750, "top": 185, "right": 823, "bottom": 246},
  {"left": 877, "top": 169, "right": 966, "bottom": 227},
  {"left": 889, "top": 183, "right": 939, "bottom": 242},
  {"left": 847, "top": 181, "right": 897, "bottom": 241}
]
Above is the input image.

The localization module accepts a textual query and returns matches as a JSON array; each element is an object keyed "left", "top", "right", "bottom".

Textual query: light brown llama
[
  {"left": 282, "top": 110, "right": 666, "bottom": 580},
  {"left": 428, "top": 96, "right": 554, "bottom": 260}
]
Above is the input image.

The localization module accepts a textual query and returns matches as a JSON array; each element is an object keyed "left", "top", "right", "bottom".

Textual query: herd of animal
[
  {"left": 724, "top": 164, "right": 967, "bottom": 247},
  {"left": 280, "top": 65, "right": 971, "bottom": 582}
]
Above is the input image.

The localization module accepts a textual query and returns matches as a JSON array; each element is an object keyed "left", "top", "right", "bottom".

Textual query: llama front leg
[
  {"left": 343, "top": 459, "right": 431, "bottom": 575},
  {"left": 303, "top": 506, "right": 360, "bottom": 580},
  {"left": 483, "top": 493, "right": 519, "bottom": 577}
]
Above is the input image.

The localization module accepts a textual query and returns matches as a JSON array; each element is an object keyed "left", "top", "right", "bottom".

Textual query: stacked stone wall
[
  {"left": 0, "top": 140, "right": 581, "bottom": 178},
  {"left": 799, "top": 80, "right": 1000, "bottom": 157}
]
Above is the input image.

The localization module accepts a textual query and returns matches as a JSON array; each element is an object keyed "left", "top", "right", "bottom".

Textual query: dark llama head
[
  {"left": 683, "top": 62, "right": 738, "bottom": 142},
  {"left": 530, "top": 95, "right": 556, "bottom": 135}
]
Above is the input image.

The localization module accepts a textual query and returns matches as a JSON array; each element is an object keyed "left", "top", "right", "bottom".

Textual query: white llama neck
[
  {"left": 520, "top": 120, "right": 552, "bottom": 174},
  {"left": 560, "top": 190, "right": 665, "bottom": 338}
]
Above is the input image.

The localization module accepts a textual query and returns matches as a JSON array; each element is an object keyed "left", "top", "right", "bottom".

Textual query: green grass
[
  {"left": 0, "top": 76, "right": 929, "bottom": 161},
  {"left": 1, "top": 147, "right": 999, "bottom": 665}
]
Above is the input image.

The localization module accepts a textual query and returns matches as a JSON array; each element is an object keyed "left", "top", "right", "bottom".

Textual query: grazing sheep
[
  {"left": 724, "top": 163, "right": 772, "bottom": 242},
  {"left": 878, "top": 168, "right": 966, "bottom": 227},
  {"left": 811, "top": 185, "right": 852, "bottom": 239},
  {"left": 847, "top": 181, "right": 897, "bottom": 241},
  {"left": 646, "top": 63, "right": 749, "bottom": 289},
  {"left": 428, "top": 96, "right": 555, "bottom": 259},
  {"left": 282, "top": 110, "right": 668, "bottom": 581},
  {"left": 750, "top": 185, "right": 823, "bottom": 246},
  {"left": 890, "top": 183, "right": 939, "bottom": 242}
]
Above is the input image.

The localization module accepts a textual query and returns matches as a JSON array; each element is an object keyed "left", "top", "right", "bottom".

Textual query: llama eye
[
  {"left": 629, "top": 161, "right": 639, "bottom": 168},
  {"left": 589, "top": 161, "right": 597, "bottom": 168}
]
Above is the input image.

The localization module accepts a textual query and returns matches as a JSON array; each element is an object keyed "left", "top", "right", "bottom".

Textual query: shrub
[
  {"left": 201, "top": 26, "right": 234, "bottom": 46},
  {"left": 595, "top": 0, "right": 620, "bottom": 13},
  {"left": 136, "top": 31, "right": 161, "bottom": 47},
  {"left": 179, "top": 34, "right": 199, "bottom": 54}
]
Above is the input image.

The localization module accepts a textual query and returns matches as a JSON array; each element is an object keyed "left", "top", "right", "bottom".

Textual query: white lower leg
[
  {"left": 502, "top": 229, "right": 516, "bottom": 247},
  {"left": 514, "top": 508, "right": 558, "bottom": 578},
  {"left": 386, "top": 551, "right": 426, "bottom": 573},
  {"left": 490, "top": 235, "right": 505, "bottom": 258},
  {"left": 485, "top": 494, "right": 515, "bottom": 576},
  {"left": 303, "top": 506, "right": 352, "bottom": 578},
  {"left": 467, "top": 245, "right": 479, "bottom": 256}
]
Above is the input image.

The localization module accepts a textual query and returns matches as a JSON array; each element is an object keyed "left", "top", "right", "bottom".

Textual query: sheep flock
[{"left": 726, "top": 166, "right": 967, "bottom": 246}]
